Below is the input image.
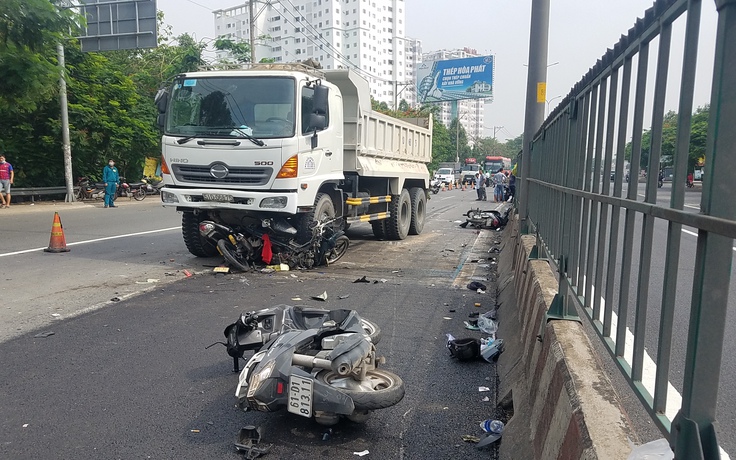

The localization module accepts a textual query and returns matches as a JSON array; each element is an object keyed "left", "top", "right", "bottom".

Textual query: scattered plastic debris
[
  {"left": 291, "top": 297, "right": 302, "bottom": 301},
  {"left": 443, "top": 317, "right": 452, "bottom": 320},
  {"left": 183, "top": 270, "right": 193, "bottom": 277},
  {"left": 627, "top": 439, "right": 674, "bottom": 460},
  {"left": 33, "top": 331, "right": 55, "bottom": 338},
  {"left": 480, "top": 420, "right": 504, "bottom": 434},
  {"left": 480, "top": 338, "right": 505, "bottom": 362},
  {"left": 260, "top": 268, "right": 275, "bottom": 273},
  {"left": 322, "top": 428, "right": 333, "bottom": 441},
  {"left": 51, "top": 313, "right": 61, "bottom": 317},
  {"left": 338, "top": 294, "right": 351, "bottom": 300},
  {"left": 478, "top": 316, "right": 498, "bottom": 336},
  {"left": 353, "top": 450, "right": 370, "bottom": 457},
  {"left": 22, "top": 424, "right": 29, "bottom": 428},
  {"left": 190, "top": 429, "right": 200, "bottom": 433},
  {"left": 478, "top": 386, "right": 490, "bottom": 392},
  {"left": 481, "top": 396, "right": 490, "bottom": 402},
  {"left": 311, "top": 291, "right": 328, "bottom": 301},
  {"left": 354, "top": 276, "right": 370, "bottom": 283},
  {"left": 373, "top": 279, "right": 387, "bottom": 284},
  {"left": 235, "top": 425, "right": 272, "bottom": 458},
  {"left": 110, "top": 297, "right": 121, "bottom": 302},
  {"left": 464, "top": 321, "right": 480, "bottom": 331}
]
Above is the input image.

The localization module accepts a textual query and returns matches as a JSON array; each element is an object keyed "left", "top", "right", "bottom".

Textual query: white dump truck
[{"left": 154, "top": 64, "right": 432, "bottom": 257}]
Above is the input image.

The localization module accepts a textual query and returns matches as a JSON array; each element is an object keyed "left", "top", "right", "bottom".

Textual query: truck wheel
[
  {"left": 182, "top": 212, "right": 218, "bottom": 257},
  {"left": 371, "top": 220, "right": 387, "bottom": 240},
  {"left": 387, "top": 189, "right": 411, "bottom": 240},
  {"left": 297, "top": 193, "right": 335, "bottom": 243},
  {"left": 408, "top": 187, "right": 426, "bottom": 235}
]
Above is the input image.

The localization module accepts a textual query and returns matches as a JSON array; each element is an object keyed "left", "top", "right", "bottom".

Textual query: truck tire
[
  {"left": 387, "top": 189, "right": 411, "bottom": 240},
  {"left": 371, "top": 220, "right": 387, "bottom": 240},
  {"left": 297, "top": 193, "right": 335, "bottom": 243},
  {"left": 182, "top": 212, "right": 218, "bottom": 257},
  {"left": 408, "top": 187, "right": 426, "bottom": 235}
]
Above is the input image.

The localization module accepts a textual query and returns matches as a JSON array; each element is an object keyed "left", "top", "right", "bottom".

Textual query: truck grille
[{"left": 172, "top": 164, "right": 273, "bottom": 186}]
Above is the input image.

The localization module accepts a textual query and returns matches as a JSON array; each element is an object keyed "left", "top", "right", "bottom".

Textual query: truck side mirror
[
  {"left": 313, "top": 85, "right": 329, "bottom": 114},
  {"left": 154, "top": 88, "right": 169, "bottom": 114},
  {"left": 309, "top": 113, "right": 326, "bottom": 131}
]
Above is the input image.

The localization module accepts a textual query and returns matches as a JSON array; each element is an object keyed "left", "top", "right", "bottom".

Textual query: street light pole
[
  {"left": 519, "top": 0, "right": 551, "bottom": 232},
  {"left": 546, "top": 95, "right": 562, "bottom": 117},
  {"left": 249, "top": 0, "right": 256, "bottom": 63}
]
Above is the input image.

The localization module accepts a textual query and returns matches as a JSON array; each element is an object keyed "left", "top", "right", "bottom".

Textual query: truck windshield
[{"left": 166, "top": 76, "right": 296, "bottom": 139}]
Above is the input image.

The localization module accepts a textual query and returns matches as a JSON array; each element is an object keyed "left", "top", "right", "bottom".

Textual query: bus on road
[{"left": 485, "top": 156, "right": 512, "bottom": 173}]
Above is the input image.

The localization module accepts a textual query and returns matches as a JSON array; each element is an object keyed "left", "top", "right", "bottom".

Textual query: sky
[{"left": 157, "top": 0, "right": 719, "bottom": 141}]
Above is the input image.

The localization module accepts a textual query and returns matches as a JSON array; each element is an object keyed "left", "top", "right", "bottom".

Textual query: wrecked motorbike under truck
[{"left": 155, "top": 64, "right": 433, "bottom": 269}]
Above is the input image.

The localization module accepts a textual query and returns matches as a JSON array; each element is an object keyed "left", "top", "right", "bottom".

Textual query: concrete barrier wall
[{"left": 497, "top": 217, "right": 635, "bottom": 460}]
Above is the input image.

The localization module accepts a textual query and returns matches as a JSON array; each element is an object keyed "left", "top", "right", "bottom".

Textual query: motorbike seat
[
  {"left": 94, "top": 182, "right": 106, "bottom": 188},
  {"left": 128, "top": 182, "right": 145, "bottom": 187}
]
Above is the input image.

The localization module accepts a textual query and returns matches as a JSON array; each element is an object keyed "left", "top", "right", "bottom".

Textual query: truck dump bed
[{"left": 324, "top": 70, "right": 432, "bottom": 175}]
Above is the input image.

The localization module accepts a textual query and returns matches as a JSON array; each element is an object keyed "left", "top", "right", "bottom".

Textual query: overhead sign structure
[
  {"left": 416, "top": 55, "right": 494, "bottom": 103},
  {"left": 78, "top": 0, "right": 157, "bottom": 52}
]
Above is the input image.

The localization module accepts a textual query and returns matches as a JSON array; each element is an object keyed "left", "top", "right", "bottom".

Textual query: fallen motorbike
[
  {"left": 141, "top": 176, "right": 164, "bottom": 194},
  {"left": 222, "top": 305, "right": 403, "bottom": 426},
  {"left": 117, "top": 177, "right": 147, "bottom": 201},
  {"left": 430, "top": 178, "right": 442, "bottom": 194},
  {"left": 199, "top": 216, "right": 349, "bottom": 271},
  {"left": 75, "top": 176, "right": 106, "bottom": 201},
  {"left": 460, "top": 203, "right": 513, "bottom": 230}
]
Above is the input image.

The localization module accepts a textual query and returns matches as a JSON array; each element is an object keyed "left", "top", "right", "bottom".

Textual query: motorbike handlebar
[{"left": 292, "top": 354, "right": 332, "bottom": 370}]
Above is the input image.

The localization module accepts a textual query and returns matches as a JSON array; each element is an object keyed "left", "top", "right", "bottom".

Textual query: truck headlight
[
  {"left": 260, "top": 197, "right": 287, "bottom": 209},
  {"left": 161, "top": 190, "right": 179, "bottom": 203}
]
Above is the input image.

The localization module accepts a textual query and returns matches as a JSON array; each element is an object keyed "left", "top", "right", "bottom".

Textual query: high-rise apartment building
[
  {"left": 401, "top": 37, "right": 421, "bottom": 108},
  {"left": 213, "top": 0, "right": 408, "bottom": 105},
  {"left": 417, "top": 47, "right": 490, "bottom": 145}
]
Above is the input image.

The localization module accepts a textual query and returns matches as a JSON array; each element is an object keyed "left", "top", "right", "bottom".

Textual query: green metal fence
[{"left": 519, "top": 0, "right": 736, "bottom": 458}]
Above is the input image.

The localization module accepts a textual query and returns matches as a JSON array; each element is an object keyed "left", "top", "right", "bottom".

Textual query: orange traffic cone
[{"left": 44, "top": 212, "right": 70, "bottom": 253}]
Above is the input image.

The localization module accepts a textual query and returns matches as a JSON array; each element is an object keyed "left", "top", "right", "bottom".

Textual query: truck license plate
[
  {"left": 287, "top": 375, "right": 313, "bottom": 418},
  {"left": 202, "top": 193, "right": 233, "bottom": 202}
]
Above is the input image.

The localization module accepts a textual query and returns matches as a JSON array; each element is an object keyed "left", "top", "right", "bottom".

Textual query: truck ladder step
[
  {"left": 345, "top": 211, "right": 391, "bottom": 223},
  {"left": 345, "top": 195, "right": 392, "bottom": 206}
]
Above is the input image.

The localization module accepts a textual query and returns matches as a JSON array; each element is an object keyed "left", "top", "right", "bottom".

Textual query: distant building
[
  {"left": 401, "top": 37, "right": 422, "bottom": 108},
  {"left": 417, "top": 47, "right": 489, "bottom": 145},
  {"left": 213, "top": 0, "right": 407, "bottom": 105}
]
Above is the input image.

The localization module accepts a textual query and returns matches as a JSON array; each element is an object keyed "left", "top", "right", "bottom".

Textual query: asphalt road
[{"left": 0, "top": 190, "right": 507, "bottom": 459}]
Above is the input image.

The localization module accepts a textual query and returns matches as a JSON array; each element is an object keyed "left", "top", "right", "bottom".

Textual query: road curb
[{"left": 496, "top": 216, "right": 636, "bottom": 459}]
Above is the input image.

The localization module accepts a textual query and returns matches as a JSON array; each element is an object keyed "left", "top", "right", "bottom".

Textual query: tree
[
  {"left": 398, "top": 99, "right": 410, "bottom": 112},
  {"left": 0, "top": 0, "right": 78, "bottom": 114},
  {"left": 214, "top": 38, "right": 251, "bottom": 64}
]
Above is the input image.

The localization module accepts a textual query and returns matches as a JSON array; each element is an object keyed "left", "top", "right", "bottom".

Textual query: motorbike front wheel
[
  {"left": 325, "top": 235, "right": 349, "bottom": 265},
  {"left": 133, "top": 187, "right": 146, "bottom": 201},
  {"left": 314, "top": 369, "right": 404, "bottom": 411},
  {"left": 360, "top": 318, "right": 381, "bottom": 345},
  {"left": 217, "top": 239, "right": 250, "bottom": 272}
]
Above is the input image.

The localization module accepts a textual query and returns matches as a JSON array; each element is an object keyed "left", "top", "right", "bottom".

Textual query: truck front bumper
[{"left": 161, "top": 187, "right": 299, "bottom": 214}]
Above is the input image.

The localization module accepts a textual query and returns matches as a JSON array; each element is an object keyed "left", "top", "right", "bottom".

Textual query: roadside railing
[
  {"left": 13, "top": 186, "right": 75, "bottom": 202},
  {"left": 520, "top": 0, "right": 735, "bottom": 458}
]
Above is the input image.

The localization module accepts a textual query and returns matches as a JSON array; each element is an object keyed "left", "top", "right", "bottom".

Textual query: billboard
[
  {"left": 416, "top": 55, "right": 494, "bottom": 103},
  {"left": 79, "top": 0, "right": 157, "bottom": 52}
]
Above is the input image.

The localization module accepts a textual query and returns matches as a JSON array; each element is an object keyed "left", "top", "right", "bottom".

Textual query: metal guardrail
[
  {"left": 519, "top": 0, "right": 734, "bottom": 458},
  {"left": 13, "top": 186, "right": 75, "bottom": 200}
]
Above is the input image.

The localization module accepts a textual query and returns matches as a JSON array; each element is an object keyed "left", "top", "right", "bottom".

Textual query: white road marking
[
  {"left": 0, "top": 227, "right": 180, "bottom": 257},
  {"left": 680, "top": 227, "right": 736, "bottom": 251}
]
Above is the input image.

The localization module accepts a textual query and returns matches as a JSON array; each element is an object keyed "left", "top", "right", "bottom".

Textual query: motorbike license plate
[
  {"left": 287, "top": 375, "right": 313, "bottom": 418},
  {"left": 202, "top": 193, "right": 233, "bottom": 202}
]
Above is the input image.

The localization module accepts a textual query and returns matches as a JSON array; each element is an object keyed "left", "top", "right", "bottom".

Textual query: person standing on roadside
[
  {"left": 0, "top": 154, "right": 14, "bottom": 208},
  {"left": 493, "top": 168, "right": 506, "bottom": 202},
  {"left": 102, "top": 159, "right": 120, "bottom": 208}
]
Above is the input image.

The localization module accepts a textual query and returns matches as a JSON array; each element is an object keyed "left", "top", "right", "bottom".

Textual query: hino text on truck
[{"left": 154, "top": 64, "right": 433, "bottom": 267}]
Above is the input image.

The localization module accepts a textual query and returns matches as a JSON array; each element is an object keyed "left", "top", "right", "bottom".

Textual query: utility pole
[
  {"left": 57, "top": 43, "right": 74, "bottom": 202},
  {"left": 492, "top": 126, "right": 504, "bottom": 155},
  {"left": 249, "top": 0, "right": 256, "bottom": 63},
  {"left": 519, "top": 0, "right": 550, "bottom": 231}
]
